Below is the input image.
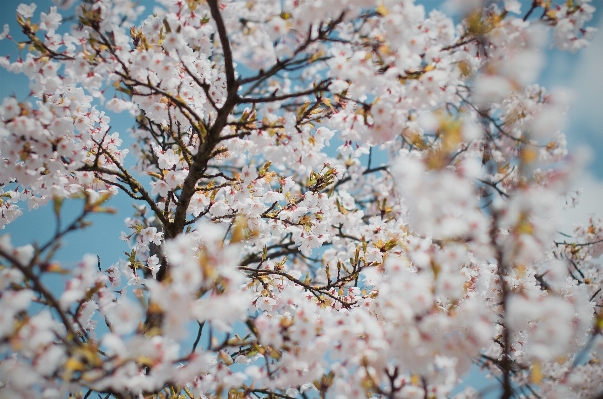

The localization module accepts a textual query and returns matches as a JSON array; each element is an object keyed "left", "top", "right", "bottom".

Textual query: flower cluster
[{"left": 1, "top": 0, "right": 602, "bottom": 398}]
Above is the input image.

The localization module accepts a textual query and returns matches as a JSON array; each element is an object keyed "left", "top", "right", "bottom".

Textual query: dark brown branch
[
  {"left": 237, "top": 79, "right": 331, "bottom": 104},
  {"left": 240, "top": 266, "right": 355, "bottom": 308},
  {"left": 489, "top": 210, "right": 513, "bottom": 399},
  {"left": 79, "top": 148, "right": 169, "bottom": 227},
  {"left": 332, "top": 165, "right": 389, "bottom": 190},
  {"left": 523, "top": 0, "right": 539, "bottom": 21},
  {"left": 208, "top": 0, "right": 236, "bottom": 91},
  {"left": 237, "top": 12, "right": 346, "bottom": 86},
  {"left": 554, "top": 239, "right": 603, "bottom": 248},
  {"left": 0, "top": 247, "right": 79, "bottom": 341},
  {"left": 169, "top": 2, "right": 240, "bottom": 242}
]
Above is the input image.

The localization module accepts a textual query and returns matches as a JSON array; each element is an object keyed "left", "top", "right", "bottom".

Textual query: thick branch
[
  {"left": 208, "top": 0, "right": 236, "bottom": 90},
  {"left": 168, "top": 1, "right": 240, "bottom": 241}
]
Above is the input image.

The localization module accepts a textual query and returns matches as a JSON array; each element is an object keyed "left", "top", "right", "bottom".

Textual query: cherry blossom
[{"left": 0, "top": 0, "right": 602, "bottom": 398}]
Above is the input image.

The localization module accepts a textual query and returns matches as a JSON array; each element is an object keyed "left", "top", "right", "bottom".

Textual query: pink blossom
[{"left": 16, "top": 3, "right": 36, "bottom": 18}]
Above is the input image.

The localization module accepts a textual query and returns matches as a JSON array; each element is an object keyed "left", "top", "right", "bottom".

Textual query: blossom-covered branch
[{"left": 1, "top": 0, "right": 602, "bottom": 398}]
